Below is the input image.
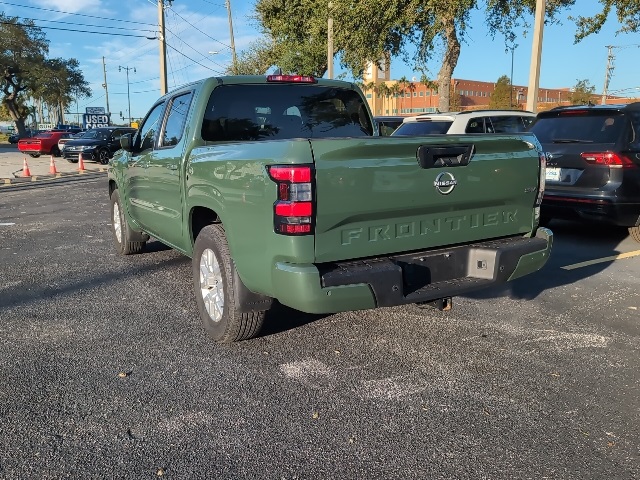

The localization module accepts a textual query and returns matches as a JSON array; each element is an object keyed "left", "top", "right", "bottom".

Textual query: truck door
[{"left": 127, "top": 92, "right": 194, "bottom": 249}]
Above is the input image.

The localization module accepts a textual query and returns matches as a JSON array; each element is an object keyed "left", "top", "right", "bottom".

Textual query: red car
[{"left": 18, "top": 130, "right": 72, "bottom": 158}]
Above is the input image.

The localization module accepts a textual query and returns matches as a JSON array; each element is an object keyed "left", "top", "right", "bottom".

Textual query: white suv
[{"left": 391, "top": 110, "right": 536, "bottom": 136}]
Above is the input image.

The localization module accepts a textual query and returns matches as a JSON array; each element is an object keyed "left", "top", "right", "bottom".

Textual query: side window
[
  {"left": 465, "top": 117, "right": 485, "bottom": 133},
  {"left": 135, "top": 102, "right": 165, "bottom": 152},
  {"left": 490, "top": 116, "right": 521, "bottom": 133},
  {"left": 161, "top": 91, "right": 194, "bottom": 147}
]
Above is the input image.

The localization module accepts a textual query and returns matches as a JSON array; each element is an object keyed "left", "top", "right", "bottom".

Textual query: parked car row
[
  {"left": 15, "top": 126, "right": 137, "bottom": 165},
  {"left": 377, "top": 103, "right": 640, "bottom": 242}
]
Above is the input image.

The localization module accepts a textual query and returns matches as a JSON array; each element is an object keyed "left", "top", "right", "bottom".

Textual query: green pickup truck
[{"left": 108, "top": 75, "right": 553, "bottom": 343}]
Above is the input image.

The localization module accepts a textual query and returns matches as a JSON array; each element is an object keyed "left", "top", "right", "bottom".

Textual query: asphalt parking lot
[{"left": 0, "top": 178, "right": 639, "bottom": 479}]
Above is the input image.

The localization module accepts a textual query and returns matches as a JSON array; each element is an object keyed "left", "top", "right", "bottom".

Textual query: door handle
[{"left": 417, "top": 144, "right": 475, "bottom": 169}]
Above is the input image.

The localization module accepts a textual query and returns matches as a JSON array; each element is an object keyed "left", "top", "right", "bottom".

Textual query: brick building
[{"left": 361, "top": 61, "right": 628, "bottom": 116}]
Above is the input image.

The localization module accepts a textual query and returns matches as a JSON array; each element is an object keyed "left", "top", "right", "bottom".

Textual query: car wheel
[
  {"left": 51, "top": 146, "right": 61, "bottom": 157},
  {"left": 98, "top": 148, "right": 110, "bottom": 165},
  {"left": 66, "top": 158, "right": 78, "bottom": 163},
  {"left": 629, "top": 226, "right": 640, "bottom": 243},
  {"left": 110, "top": 189, "right": 147, "bottom": 255},
  {"left": 29, "top": 153, "right": 40, "bottom": 158},
  {"left": 192, "top": 224, "right": 265, "bottom": 343}
]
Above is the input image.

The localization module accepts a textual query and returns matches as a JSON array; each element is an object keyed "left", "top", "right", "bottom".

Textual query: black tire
[
  {"left": 192, "top": 224, "right": 265, "bottom": 343},
  {"left": 98, "top": 148, "right": 110, "bottom": 165},
  {"left": 50, "top": 146, "right": 61, "bottom": 157},
  {"left": 29, "top": 153, "right": 40, "bottom": 158},
  {"left": 629, "top": 226, "right": 640, "bottom": 243},
  {"left": 110, "top": 189, "right": 147, "bottom": 255},
  {"left": 66, "top": 157, "right": 78, "bottom": 163}
]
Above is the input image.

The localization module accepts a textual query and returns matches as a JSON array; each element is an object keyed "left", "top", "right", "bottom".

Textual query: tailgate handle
[{"left": 416, "top": 144, "right": 475, "bottom": 169}]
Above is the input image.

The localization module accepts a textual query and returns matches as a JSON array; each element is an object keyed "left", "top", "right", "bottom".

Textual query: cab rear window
[{"left": 201, "top": 84, "right": 373, "bottom": 141}]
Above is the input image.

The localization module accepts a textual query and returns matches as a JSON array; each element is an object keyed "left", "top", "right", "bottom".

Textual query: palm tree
[
  {"left": 420, "top": 74, "right": 437, "bottom": 112},
  {"left": 398, "top": 76, "right": 409, "bottom": 114},
  {"left": 376, "top": 83, "right": 390, "bottom": 115},
  {"left": 389, "top": 83, "right": 402, "bottom": 115},
  {"left": 407, "top": 82, "right": 416, "bottom": 113}
]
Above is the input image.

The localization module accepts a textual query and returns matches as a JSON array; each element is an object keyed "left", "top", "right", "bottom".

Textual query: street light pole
[
  {"left": 119, "top": 65, "right": 136, "bottom": 126},
  {"left": 509, "top": 46, "right": 515, "bottom": 107}
]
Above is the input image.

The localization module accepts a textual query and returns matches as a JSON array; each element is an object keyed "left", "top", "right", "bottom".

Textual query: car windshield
[
  {"left": 391, "top": 121, "right": 453, "bottom": 136},
  {"left": 81, "top": 129, "right": 110, "bottom": 140},
  {"left": 530, "top": 112, "right": 625, "bottom": 144}
]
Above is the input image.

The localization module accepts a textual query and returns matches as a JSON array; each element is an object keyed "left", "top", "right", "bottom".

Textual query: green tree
[
  {"left": 568, "top": 79, "right": 596, "bottom": 105},
  {"left": 0, "top": 15, "right": 90, "bottom": 135},
  {"left": 397, "top": 75, "right": 408, "bottom": 113},
  {"left": 247, "top": 1, "right": 639, "bottom": 114},
  {"left": 228, "top": 39, "right": 275, "bottom": 75},
  {"left": 489, "top": 75, "right": 513, "bottom": 109},
  {"left": 407, "top": 81, "right": 416, "bottom": 112},
  {"left": 389, "top": 82, "right": 401, "bottom": 114}
]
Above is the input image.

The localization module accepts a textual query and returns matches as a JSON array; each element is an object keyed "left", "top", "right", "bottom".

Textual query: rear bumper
[
  {"left": 271, "top": 228, "right": 553, "bottom": 314},
  {"left": 542, "top": 194, "right": 640, "bottom": 227}
]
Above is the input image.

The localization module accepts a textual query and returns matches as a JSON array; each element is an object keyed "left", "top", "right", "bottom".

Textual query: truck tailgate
[{"left": 311, "top": 134, "right": 541, "bottom": 263}]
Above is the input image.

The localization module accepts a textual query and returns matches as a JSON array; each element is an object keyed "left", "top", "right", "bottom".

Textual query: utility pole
[
  {"left": 158, "top": 0, "right": 168, "bottom": 95},
  {"left": 225, "top": 0, "right": 238, "bottom": 74},
  {"left": 526, "top": 0, "right": 545, "bottom": 112},
  {"left": 102, "top": 56, "right": 110, "bottom": 116},
  {"left": 327, "top": 2, "right": 334, "bottom": 79},
  {"left": 119, "top": 65, "right": 136, "bottom": 126},
  {"left": 601, "top": 45, "right": 615, "bottom": 104}
]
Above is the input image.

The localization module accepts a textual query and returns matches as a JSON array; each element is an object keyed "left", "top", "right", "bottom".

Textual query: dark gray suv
[{"left": 529, "top": 103, "right": 640, "bottom": 242}]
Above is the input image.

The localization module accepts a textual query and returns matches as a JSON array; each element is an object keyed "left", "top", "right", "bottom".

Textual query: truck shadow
[
  {"left": 463, "top": 220, "right": 631, "bottom": 301},
  {"left": 259, "top": 302, "right": 331, "bottom": 339}
]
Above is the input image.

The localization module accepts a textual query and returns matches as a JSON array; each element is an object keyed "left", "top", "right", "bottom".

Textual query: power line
[
  {"left": 0, "top": 1, "right": 155, "bottom": 26},
  {"left": 0, "top": 20, "right": 157, "bottom": 38},
  {"left": 17, "top": 16, "right": 157, "bottom": 34},
  {"left": 165, "top": 41, "right": 224, "bottom": 75},
  {"left": 166, "top": 4, "right": 232, "bottom": 51}
]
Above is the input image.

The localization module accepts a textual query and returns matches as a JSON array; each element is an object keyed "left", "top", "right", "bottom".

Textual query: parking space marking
[
  {"left": 0, "top": 223, "right": 15, "bottom": 226},
  {"left": 561, "top": 250, "right": 640, "bottom": 270}
]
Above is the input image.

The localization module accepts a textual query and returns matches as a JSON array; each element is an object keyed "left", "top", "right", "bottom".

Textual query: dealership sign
[{"left": 83, "top": 113, "right": 110, "bottom": 129}]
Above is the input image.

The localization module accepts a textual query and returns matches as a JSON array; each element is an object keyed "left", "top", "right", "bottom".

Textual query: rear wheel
[
  {"left": 29, "top": 153, "right": 40, "bottom": 158},
  {"left": 110, "top": 189, "right": 147, "bottom": 255},
  {"left": 629, "top": 226, "right": 640, "bottom": 243},
  {"left": 192, "top": 224, "right": 265, "bottom": 343},
  {"left": 50, "top": 146, "right": 61, "bottom": 157}
]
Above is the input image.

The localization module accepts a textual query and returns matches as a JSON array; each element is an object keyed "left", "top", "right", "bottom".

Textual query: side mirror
[{"left": 120, "top": 133, "right": 132, "bottom": 152}]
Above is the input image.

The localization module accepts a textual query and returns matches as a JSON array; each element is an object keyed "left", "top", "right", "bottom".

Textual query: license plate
[{"left": 545, "top": 167, "right": 561, "bottom": 181}]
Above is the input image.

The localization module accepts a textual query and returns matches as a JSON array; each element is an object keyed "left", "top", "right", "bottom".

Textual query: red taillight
[
  {"left": 268, "top": 166, "right": 312, "bottom": 182},
  {"left": 581, "top": 151, "right": 637, "bottom": 169},
  {"left": 266, "top": 74, "right": 316, "bottom": 84},
  {"left": 558, "top": 110, "right": 589, "bottom": 116},
  {"left": 267, "top": 165, "right": 314, "bottom": 235}
]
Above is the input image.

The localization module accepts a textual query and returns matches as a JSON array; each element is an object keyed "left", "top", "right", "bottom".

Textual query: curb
[{"left": 1, "top": 168, "right": 107, "bottom": 188}]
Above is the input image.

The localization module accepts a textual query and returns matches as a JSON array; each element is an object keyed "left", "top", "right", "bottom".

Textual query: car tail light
[
  {"left": 581, "top": 152, "right": 637, "bottom": 169},
  {"left": 267, "top": 165, "right": 314, "bottom": 235},
  {"left": 266, "top": 74, "right": 317, "bottom": 84}
]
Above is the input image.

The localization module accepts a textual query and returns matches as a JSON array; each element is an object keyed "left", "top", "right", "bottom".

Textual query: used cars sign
[{"left": 83, "top": 114, "right": 110, "bottom": 129}]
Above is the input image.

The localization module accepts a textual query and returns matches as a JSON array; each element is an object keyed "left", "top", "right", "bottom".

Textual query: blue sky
[{"left": 2, "top": 0, "right": 638, "bottom": 124}]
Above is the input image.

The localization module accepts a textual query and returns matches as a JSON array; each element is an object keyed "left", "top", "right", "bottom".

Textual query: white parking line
[
  {"left": 0, "top": 223, "right": 15, "bottom": 226},
  {"left": 561, "top": 250, "right": 640, "bottom": 270}
]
